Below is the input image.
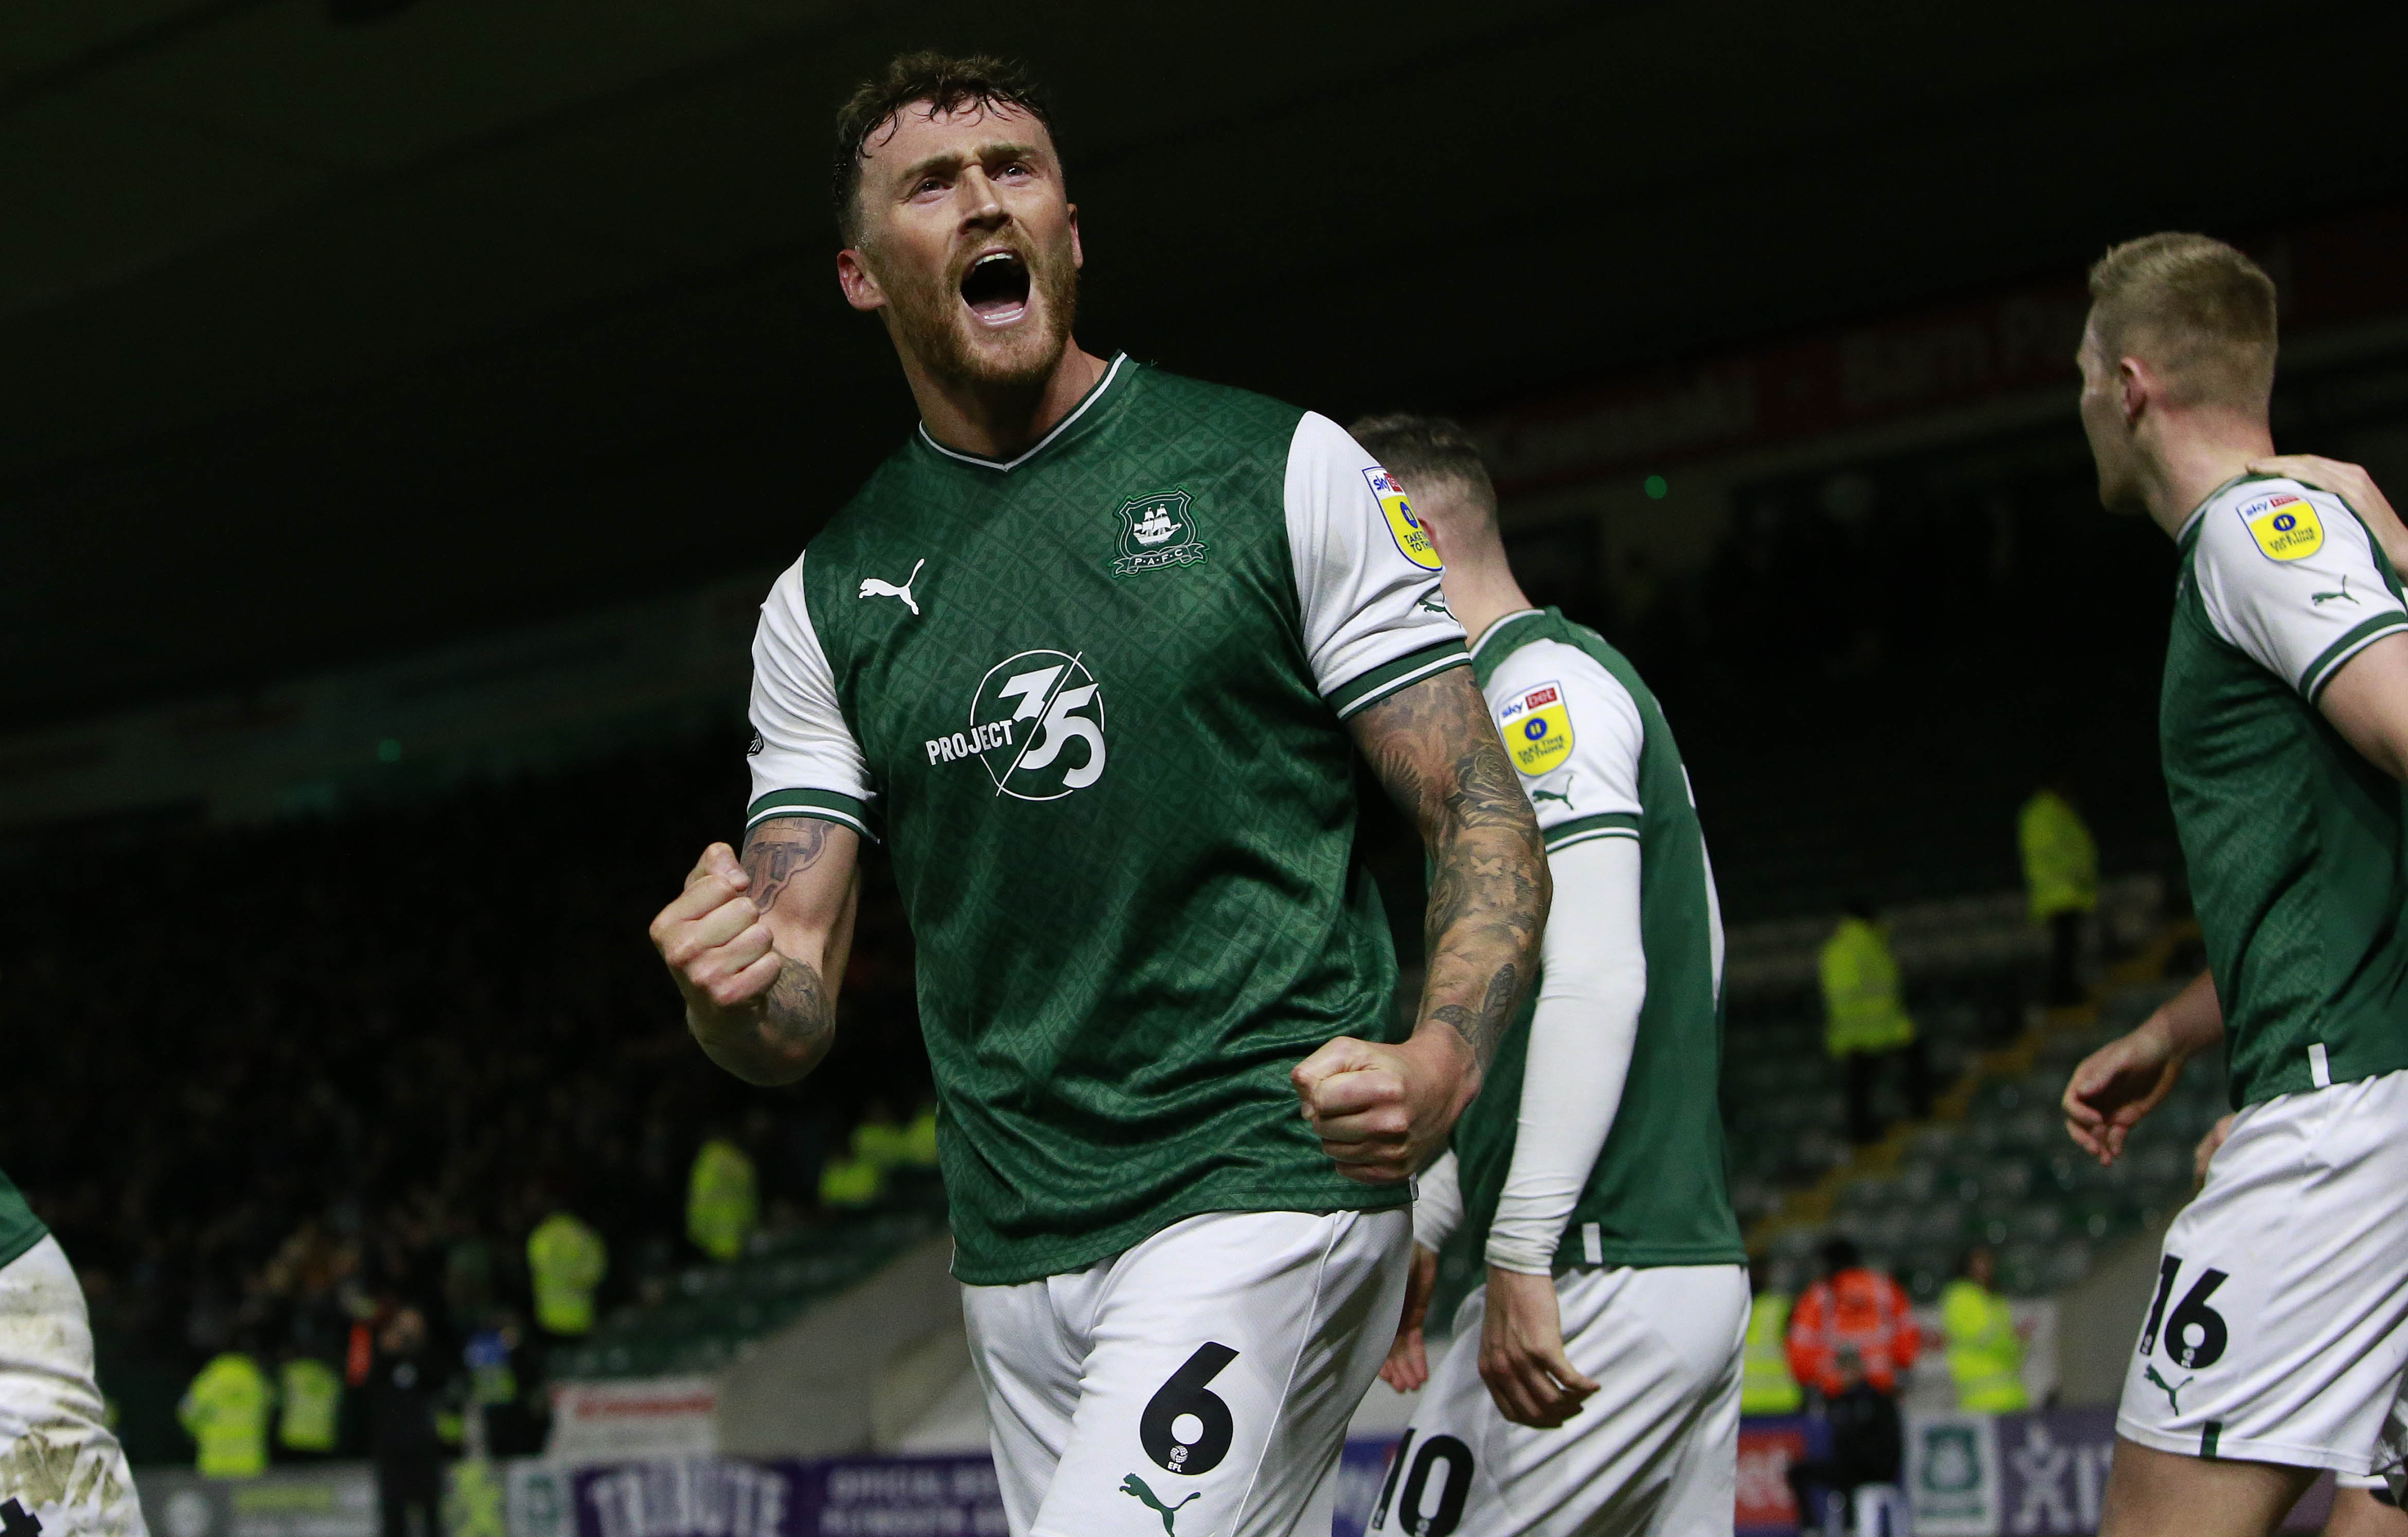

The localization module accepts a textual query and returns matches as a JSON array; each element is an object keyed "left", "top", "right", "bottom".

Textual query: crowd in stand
[{"left": 0, "top": 732, "right": 930, "bottom": 1462}]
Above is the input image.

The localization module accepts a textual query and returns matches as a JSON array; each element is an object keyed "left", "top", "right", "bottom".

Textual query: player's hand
[
  {"left": 1380, "top": 1244, "right": 1441, "bottom": 1393},
  {"left": 1478, "top": 1265, "right": 1598, "bottom": 1429},
  {"left": 2248, "top": 454, "right": 2408, "bottom": 570},
  {"left": 2192, "top": 1112, "right": 2236, "bottom": 1188},
  {"left": 649, "top": 843, "right": 781, "bottom": 1014},
  {"left": 2062, "top": 1021, "right": 2182, "bottom": 1166},
  {"left": 1292, "top": 1028, "right": 1474, "bottom": 1185}
]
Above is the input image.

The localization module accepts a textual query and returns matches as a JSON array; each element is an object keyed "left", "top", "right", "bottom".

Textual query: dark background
[{"left": 7, "top": 0, "right": 2406, "bottom": 730}]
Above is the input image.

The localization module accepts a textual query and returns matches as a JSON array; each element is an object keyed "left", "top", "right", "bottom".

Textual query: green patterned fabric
[
  {"left": 2163, "top": 481, "right": 2408, "bottom": 1106},
  {"left": 762, "top": 359, "right": 1465, "bottom": 1284},
  {"left": 0, "top": 1165, "right": 48, "bottom": 1271},
  {"left": 1453, "top": 610, "right": 1743, "bottom": 1270}
]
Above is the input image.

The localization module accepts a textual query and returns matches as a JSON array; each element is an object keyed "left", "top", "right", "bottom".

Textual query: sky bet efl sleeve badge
[
  {"left": 1364, "top": 466, "right": 1443, "bottom": 570},
  {"left": 2239, "top": 490, "right": 2324, "bottom": 562},
  {"left": 1496, "top": 681, "right": 1573, "bottom": 776}
]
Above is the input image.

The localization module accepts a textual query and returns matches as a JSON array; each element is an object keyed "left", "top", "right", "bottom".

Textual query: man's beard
[{"left": 886, "top": 235, "right": 1077, "bottom": 393}]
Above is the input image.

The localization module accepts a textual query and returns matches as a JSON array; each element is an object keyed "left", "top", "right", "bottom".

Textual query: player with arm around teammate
[
  {"left": 647, "top": 55, "right": 1548, "bottom": 1537},
  {"left": 1357, "top": 415, "right": 1749, "bottom": 1537},
  {"left": 2058, "top": 234, "right": 2408, "bottom": 1537}
]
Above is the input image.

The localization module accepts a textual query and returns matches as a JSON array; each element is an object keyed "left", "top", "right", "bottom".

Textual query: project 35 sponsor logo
[{"left": 925, "top": 649, "right": 1108, "bottom": 800}]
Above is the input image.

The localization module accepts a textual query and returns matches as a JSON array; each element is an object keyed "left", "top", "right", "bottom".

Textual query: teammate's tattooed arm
[
  {"left": 1293, "top": 666, "right": 1550, "bottom": 1184},
  {"left": 649, "top": 818, "right": 862, "bottom": 1086}
]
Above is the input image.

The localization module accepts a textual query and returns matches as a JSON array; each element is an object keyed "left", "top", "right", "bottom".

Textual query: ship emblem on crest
[{"left": 1112, "top": 488, "right": 1209, "bottom": 576}]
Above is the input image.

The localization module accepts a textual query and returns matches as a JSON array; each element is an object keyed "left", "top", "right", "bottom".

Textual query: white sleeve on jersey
[
  {"left": 1474, "top": 636, "right": 1653, "bottom": 1272},
  {"left": 1485, "top": 833, "right": 1648, "bottom": 1275},
  {"left": 1481, "top": 635, "right": 1646, "bottom": 844},
  {"left": 1412, "top": 1148, "right": 1463, "bottom": 1252},
  {"left": 746, "top": 552, "right": 877, "bottom": 837},
  {"left": 2194, "top": 479, "right": 2408, "bottom": 701},
  {"left": 1283, "top": 411, "right": 1469, "bottom": 717}
]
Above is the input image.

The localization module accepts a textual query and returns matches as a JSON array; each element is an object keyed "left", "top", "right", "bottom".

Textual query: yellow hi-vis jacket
[
  {"left": 180, "top": 1352, "right": 272, "bottom": 1477},
  {"left": 1820, "top": 917, "right": 1915, "bottom": 1056},
  {"left": 1742, "top": 1291, "right": 1803, "bottom": 1414},
  {"left": 1942, "top": 1278, "right": 2030, "bottom": 1412},
  {"left": 527, "top": 1212, "right": 607, "bottom": 1336},
  {"left": 277, "top": 1356, "right": 342, "bottom": 1452},
  {"left": 2019, "top": 790, "right": 2099, "bottom": 922},
  {"left": 687, "top": 1138, "right": 758, "bottom": 1262}
]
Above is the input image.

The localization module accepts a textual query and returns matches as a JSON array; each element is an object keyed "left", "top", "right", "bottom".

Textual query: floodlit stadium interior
[{"left": 4, "top": 5, "right": 2408, "bottom": 1537}]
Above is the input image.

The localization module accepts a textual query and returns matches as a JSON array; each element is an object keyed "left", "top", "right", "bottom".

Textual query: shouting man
[{"left": 646, "top": 53, "right": 1547, "bottom": 1537}]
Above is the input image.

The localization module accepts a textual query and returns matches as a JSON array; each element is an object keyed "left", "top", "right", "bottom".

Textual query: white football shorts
[
  {"left": 962, "top": 1206, "right": 1411, "bottom": 1537},
  {"left": 2116, "top": 1069, "right": 2408, "bottom": 1475},
  {"left": 1377, "top": 1262, "right": 1749, "bottom": 1537},
  {"left": 0, "top": 1236, "right": 146, "bottom": 1537}
]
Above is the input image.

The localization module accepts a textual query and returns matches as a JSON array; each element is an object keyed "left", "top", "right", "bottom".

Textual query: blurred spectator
[
  {"left": 818, "top": 1149, "right": 884, "bottom": 1211},
  {"left": 1819, "top": 897, "right": 1930, "bottom": 1143},
  {"left": 276, "top": 1351, "right": 343, "bottom": 1456},
  {"left": 1787, "top": 1237, "right": 1920, "bottom": 1399},
  {"left": 2019, "top": 784, "right": 2098, "bottom": 1006},
  {"left": 1741, "top": 1257, "right": 1802, "bottom": 1415},
  {"left": 900, "top": 1101, "right": 940, "bottom": 1169},
  {"left": 366, "top": 1306, "right": 453, "bottom": 1537},
  {"left": 685, "top": 1136, "right": 758, "bottom": 1262},
  {"left": 1782, "top": 1345, "right": 1904, "bottom": 1537},
  {"left": 1941, "top": 1244, "right": 2028, "bottom": 1411},
  {"left": 525, "top": 1211, "right": 605, "bottom": 1340},
  {"left": 179, "top": 1344, "right": 271, "bottom": 1477}
]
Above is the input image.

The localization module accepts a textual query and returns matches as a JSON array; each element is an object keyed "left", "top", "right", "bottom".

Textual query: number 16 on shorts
[{"left": 2141, "top": 1255, "right": 2230, "bottom": 1369}]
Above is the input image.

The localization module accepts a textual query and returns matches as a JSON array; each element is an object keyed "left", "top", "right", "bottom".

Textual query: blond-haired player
[{"left": 2060, "top": 233, "right": 2408, "bottom": 1537}]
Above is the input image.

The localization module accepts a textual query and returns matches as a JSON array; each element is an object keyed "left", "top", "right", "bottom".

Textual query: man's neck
[
  {"left": 2138, "top": 414, "right": 2277, "bottom": 539},
  {"left": 906, "top": 342, "right": 1109, "bottom": 462},
  {"left": 1440, "top": 553, "right": 1537, "bottom": 649}
]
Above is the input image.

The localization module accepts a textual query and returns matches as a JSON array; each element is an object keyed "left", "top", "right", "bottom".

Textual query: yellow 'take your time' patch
[
  {"left": 1364, "top": 466, "right": 1442, "bottom": 571},
  {"left": 2241, "top": 492, "right": 2324, "bottom": 562},
  {"left": 1497, "top": 681, "right": 1573, "bottom": 775}
]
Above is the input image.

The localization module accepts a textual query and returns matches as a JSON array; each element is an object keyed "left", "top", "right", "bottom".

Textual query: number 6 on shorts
[{"left": 1140, "top": 1342, "right": 1237, "bottom": 1475}]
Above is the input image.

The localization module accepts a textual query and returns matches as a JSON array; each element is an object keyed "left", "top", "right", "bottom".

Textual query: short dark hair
[
  {"left": 1348, "top": 413, "right": 1497, "bottom": 516},
  {"left": 831, "top": 51, "right": 1055, "bottom": 246},
  {"left": 1820, "top": 1235, "right": 1862, "bottom": 1275}
]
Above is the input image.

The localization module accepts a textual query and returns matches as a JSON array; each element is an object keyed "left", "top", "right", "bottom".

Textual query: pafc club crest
[{"left": 1112, "top": 489, "right": 1208, "bottom": 576}]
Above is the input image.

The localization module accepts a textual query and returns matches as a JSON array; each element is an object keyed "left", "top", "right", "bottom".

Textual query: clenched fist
[
  {"left": 1291, "top": 1028, "right": 1477, "bottom": 1185},
  {"left": 650, "top": 843, "right": 781, "bottom": 1014}
]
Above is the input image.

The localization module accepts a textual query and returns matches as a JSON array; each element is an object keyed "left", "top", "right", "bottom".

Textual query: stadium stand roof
[{"left": 4, "top": 0, "right": 2404, "bottom": 728}]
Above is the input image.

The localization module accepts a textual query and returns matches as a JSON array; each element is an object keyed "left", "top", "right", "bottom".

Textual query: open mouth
[{"left": 960, "top": 250, "right": 1032, "bottom": 327}]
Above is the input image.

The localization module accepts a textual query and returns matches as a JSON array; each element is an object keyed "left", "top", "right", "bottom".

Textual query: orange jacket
[{"left": 1786, "top": 1268, "right": 1921, "bottom": 1395}]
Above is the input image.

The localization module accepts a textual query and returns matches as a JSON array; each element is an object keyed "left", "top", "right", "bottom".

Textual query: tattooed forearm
[
  {"left": 1351, "top": 668, "right": 1550, "bottom": 1068},
  {"left": 743, "top": 818, "right": 833, "bottom": 912},
  {"left": 686, "top": 818, "right": 849, "bottom": 1085}
]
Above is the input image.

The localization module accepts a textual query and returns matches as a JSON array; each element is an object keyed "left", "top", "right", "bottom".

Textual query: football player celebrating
[
  {"left": 1358, "top": 414, "right": 1748, "bottom": 1537},
  {"left": 2061, "top": 234, "right": 2408, "bottom": 1537},
  {"left": 647, "top": 53, "right": 1547, "bottom": 1537}
]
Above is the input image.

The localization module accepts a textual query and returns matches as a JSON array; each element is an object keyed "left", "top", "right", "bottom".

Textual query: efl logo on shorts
[
  {"left": 928, "top": 649, "right": 1107, "bottom": 802},
  {"left": 2239, "top": 492, "right": 2323, "bottom": 562},
  {"left": 1496, "top": 682, "right": 1572, "bottom": 776},
  {"left": 1365, "top": 467, "right": 1442, "bottom": 571}
]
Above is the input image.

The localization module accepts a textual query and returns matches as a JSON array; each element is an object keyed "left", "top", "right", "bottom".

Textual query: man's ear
[
  {"left": 837, "top": 247, "right": 887, "bottom": 314},
  {"left": 2117, "top": 356, "right": 2151, "bottom": 428},
  {"left": 1067, "top": 203, "right": 1084, "bottom": 272}
]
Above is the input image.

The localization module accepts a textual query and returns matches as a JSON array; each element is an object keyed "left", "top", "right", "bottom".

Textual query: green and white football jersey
[
  {"left": 2163, "top": 474, "right": 2408, "bottom": 1106},
  {"left": 745, "top": 356, "right": 1468, "bottom": 1284},
  {"left": 1449, "top": 608, "right": 1743, "bottom": 1270}
]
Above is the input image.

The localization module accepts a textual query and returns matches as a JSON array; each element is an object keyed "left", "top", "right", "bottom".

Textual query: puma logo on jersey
[
  {"left": 2144, "top": 1364, "right": 2192, "bottom": 1412},
  {"left": 1530, "top": 778, "right": 1575, "bottom": 808},
  {"left": 1119, "top": 1475, "right": 1198, "bottom": 1534},
  {"left": 859, "top": 559, "right": 926, "bottom": 614},
  {"left": 2311, "top": 576, "right": 2357, "bottom": 606}
]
